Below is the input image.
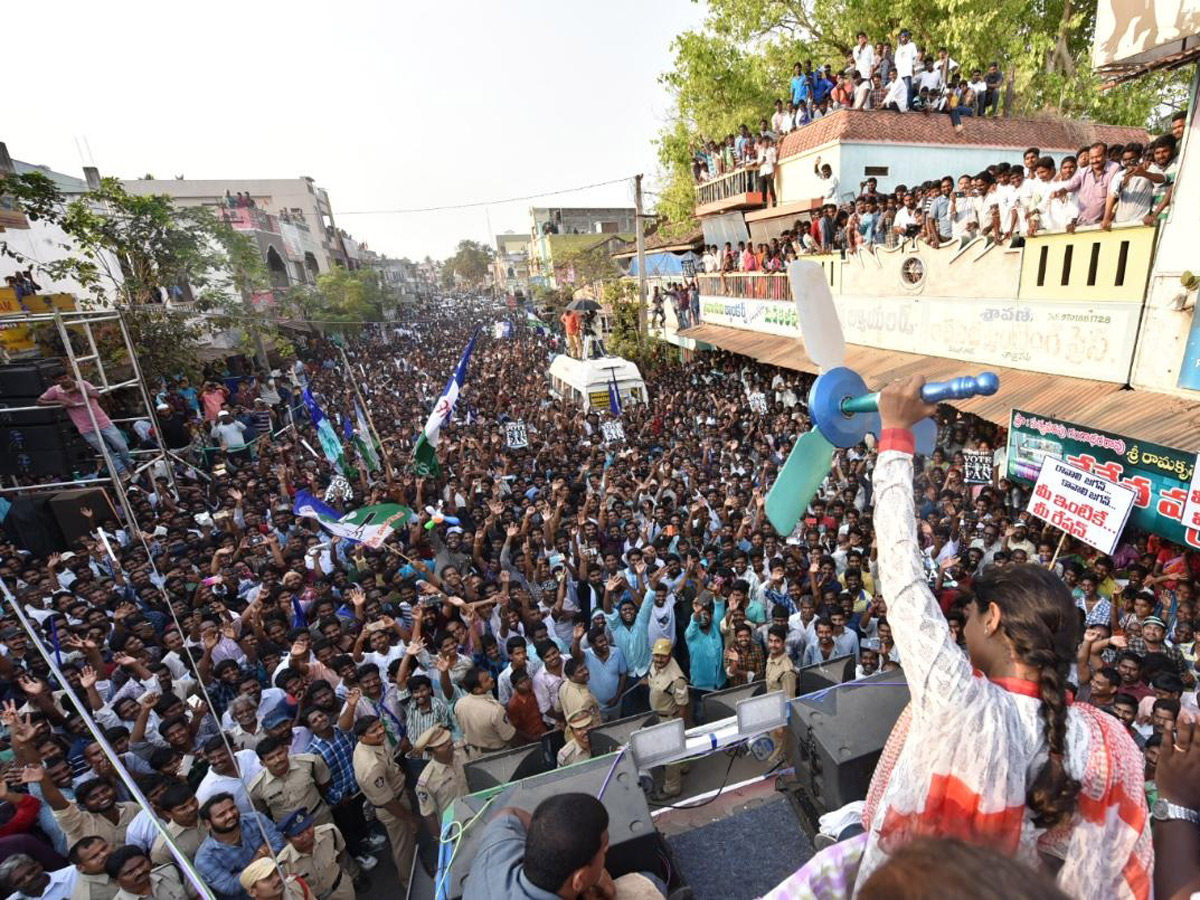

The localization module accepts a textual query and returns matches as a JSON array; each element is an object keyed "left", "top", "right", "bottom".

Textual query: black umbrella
[{"left": 566, "top": 298, "right": 601, "bottom": 312}]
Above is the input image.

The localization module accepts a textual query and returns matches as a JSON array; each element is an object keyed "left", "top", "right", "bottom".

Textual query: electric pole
[{"left": 634, "top": 174, "right": 647, "bottom": 345}]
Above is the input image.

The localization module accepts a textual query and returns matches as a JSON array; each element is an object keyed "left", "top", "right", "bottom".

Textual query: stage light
[
  {"left": 629, "top": 718, "right": 686, "bottom": 768},
  {"left": 736, "top": 690, "right": 789, "bottom": 735}
]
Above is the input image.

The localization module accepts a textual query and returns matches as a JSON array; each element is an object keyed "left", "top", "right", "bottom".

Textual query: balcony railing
[
  {"left": 696, "top": 272, "right": 790, "bottom": 300},
  {"left": 220, "top": 207, "right": 277, "bottom": 232},
  {"left": 694, "top": 167, "right": 763, "bottom": 216}
]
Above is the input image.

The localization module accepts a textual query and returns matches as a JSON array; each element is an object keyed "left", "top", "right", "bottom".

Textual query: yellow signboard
[{"left": 0, "top": 289, "right": 77, "bottom": 354}]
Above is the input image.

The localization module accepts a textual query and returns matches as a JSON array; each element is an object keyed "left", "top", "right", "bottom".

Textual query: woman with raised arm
[{"left": 767, "top": 376, "right": 1152, "bottom": 900}]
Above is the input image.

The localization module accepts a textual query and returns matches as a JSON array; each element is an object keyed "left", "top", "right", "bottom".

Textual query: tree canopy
[
  {"left": 654, "top": 0, "right": 1190, "bottom": 229},
  {"left": 442, "top": 239, "right": 495, "bottom": 286}
]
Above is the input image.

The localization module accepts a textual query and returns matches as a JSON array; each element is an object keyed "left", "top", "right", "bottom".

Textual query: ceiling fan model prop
[{"left": 764, "top": 261, "right": 1000, "bottom": 536}]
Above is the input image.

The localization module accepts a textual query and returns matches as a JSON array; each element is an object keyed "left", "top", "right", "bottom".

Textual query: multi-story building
[
  {"left": 527, "top": 207, "right": 636, "bottom": 291},
  {"left": 122, "top": 177, "right": 362, "bottom": 288},
  {"left": 494, "top": 232, "right": 530, "bottom": 296}
]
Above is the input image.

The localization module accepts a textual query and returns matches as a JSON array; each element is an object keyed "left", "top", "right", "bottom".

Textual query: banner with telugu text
[{"left": 1006, "top": 408, "right": 1199, "bottom": 550}]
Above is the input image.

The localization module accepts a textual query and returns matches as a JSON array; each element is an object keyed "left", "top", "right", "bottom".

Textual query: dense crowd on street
[{"left": 0, "top": 296, "right": 1195, "bottom": 899}]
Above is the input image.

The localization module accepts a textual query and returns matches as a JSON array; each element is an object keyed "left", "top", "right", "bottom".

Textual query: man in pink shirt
[{"left": 37, "top": 373, "right": 134, "bottom": 474}]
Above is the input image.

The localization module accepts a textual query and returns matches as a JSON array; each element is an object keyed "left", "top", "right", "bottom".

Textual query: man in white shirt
[
  {"left": 893, "top": 29, "right": 918, "bottom": 104},
  {"left": 950, "top": 175, "right": 978, "bottom": 241},
  {"left": 1104, "top": 143, "right": 1158, "bottom": 228},
  {"left": 770, "top": 99, "right": 789, "bottom": 135},
  {"left": 852, "top": 74, "right": 872, "bottom": 109},
  {"left": 882, "top": 70, "right": 908, "bottom": 111},
  {"left": 814, "top": 156, "right": 839, "bottom": 202},
  {"left": 758, "top": 136, "right": 778, "bottom": 207},
  {"left": 0, "top": 857, "right": 78, "bottom": 900},
  {"left": 195, "top": 738, "right": 263, "bottom": 816},
  {"left": 918, "top": 60, "right": 942, "bottom": 94},
  {"left": 893, "top": 192, "right": 920, "bottom": 240},
  {"left": 852, "top": 32, "right": 876, "bottom": 79},
  {"left": 210, "top": 411, "right": 247, "bottom": 455}
]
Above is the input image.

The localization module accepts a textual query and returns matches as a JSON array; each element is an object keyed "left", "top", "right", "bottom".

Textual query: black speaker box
[
  {"left": 0, "top": 441, "right": 94, "bottom": 477},
  {"left": 446, "top": 751, "right": 657, "bottom": 900},
  {"left": 588, "top": 711, "right": 660, "bottom": 756},
  {"left": 462, "top": 743, "right": 549, "bottom": 793},
  {"left": 0, "top": 359, "right": 66, "bottom": 398},
  {"left": 787, "top": 668, "right": 910, "bottom": 811},
  {"left": 1, "top": 423, "right": 81, "bottom": 452},
  {"left": 50, "top": 488, "right": 117, "bottom": 545},
  {"left": 700, "top": 680, "right": 766, "bottom": 724},
  {"left": 0, "top": 403, "right": 73, "bottom": 427}
]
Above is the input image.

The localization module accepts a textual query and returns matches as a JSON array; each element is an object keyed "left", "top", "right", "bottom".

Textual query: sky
[{"left": 8, "top": 0, "right": 706, "bottom": 261}]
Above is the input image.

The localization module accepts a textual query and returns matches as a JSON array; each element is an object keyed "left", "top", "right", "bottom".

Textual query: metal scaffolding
[{"left": 0, "top": 308, "right": 179, "bottom": 524}]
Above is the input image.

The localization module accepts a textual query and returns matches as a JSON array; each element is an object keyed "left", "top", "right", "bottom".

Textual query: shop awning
[{"left": 679, "top": 323, "right": 1200, "bottom": 446}]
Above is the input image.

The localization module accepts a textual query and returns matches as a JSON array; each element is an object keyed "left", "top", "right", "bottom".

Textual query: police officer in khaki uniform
[
  {"left": 104, "top": 846, "right": 189, "bottom": 900},
  {"left": 248, "top": 735, "right": 334, "bottom": 827},
  {"left": 68, "top": 837, "right": 117, "bottom": 900},
  {"left": 453, "top": 668, "right": 515, "bottom": 757},
  {"left": 764, "top": 624, "right": 798, "bottom": 768},
  {"left": 556, "top": 709, "right": 594, "bottom": 768},
  {"left": 411, "top": 726, "right": 469, "bottom": 836},
  {"left": 276, "top": 807, "right": 360, "bottom": 900},
  {"left": 352, "top": 716, "right": 419, "bottom": 892},
  {"left": 149, "top": 785, "right": 208, "bottom": 868},
  {"left": 647, "top": 638, "right": 691, "bottom": 799}
]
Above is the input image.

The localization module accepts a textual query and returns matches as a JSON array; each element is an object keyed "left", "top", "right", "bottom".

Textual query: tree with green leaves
[
  {"left": 286, "top": 266, "right": 389, "bottom": 330},
  {"left": 0, "top": 170, "right": 275, "bottom": 383},
  {"left": 654, "top": 0, "right": 1190, "bottom": 231},
  {"left": 442, "top": 239, "right": 495, "bottom": 287}
]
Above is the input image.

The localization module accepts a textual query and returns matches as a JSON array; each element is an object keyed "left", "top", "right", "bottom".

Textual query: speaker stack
[{"left": 0, "top": 360, "right": 95, "bottom": 478}]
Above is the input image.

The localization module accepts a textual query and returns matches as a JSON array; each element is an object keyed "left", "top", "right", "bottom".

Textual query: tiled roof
[{"left": 778, "top": 109, "right": 1150, "bottom": 162}]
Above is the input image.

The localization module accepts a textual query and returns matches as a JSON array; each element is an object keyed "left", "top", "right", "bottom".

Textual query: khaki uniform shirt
[
  {"left": 53, "top": 801, "right": 141, "bottom": 850},
  {"left": 150, "top": 820, "right": 209, "bottom": 867},
  {"left": 70, "top": 873, "right": 117, "bottom": 900},
  {"left": 557, "top": 681, "right": 600, "bottom": 726},
  {"left": 247, "top": 754, "right": 332, "bottom": 825},
  {"left": 454, "top": 694, "right": 515, "bottom": 754},
  {"left": 556, "top": 739, "right": 590, "bottom": 768},
  {"left": 111, "top": 865, "right": 188, "bottom": 900},
  {"left": 277, "top": 824, "right": 353, "bottom": 900},
  {"left": 648, "top": 659, "right": 689, "bottom": 718},
  {"left": 353, "top": 740, "right": 406, "bottom": 809},
  {"left": 415, "top": 744, "right": 469, "bottom": 823},
  {"left": 765, "top": 653, "right": 798, "bottom": 698}
]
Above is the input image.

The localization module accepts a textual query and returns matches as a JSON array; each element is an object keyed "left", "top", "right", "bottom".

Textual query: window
[{"left": 864, "top": 166, "right": 889, "bottom": 177}]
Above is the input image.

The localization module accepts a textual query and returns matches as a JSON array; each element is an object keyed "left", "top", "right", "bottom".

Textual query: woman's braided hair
[{"left": 972, "top": 564, "right": 1081, "bottom": 829}]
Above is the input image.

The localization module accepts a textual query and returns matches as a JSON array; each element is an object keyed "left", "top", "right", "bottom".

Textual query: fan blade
[
  {"left": 765, "top": 428, "right": 836, "bottom": 536},
  {"left": 788, "top": 260, "right": 845, "bottom": 371}
]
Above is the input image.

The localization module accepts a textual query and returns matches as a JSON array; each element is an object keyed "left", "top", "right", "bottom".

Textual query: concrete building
[
  {"left": 0, "top": 145, "right": 125, "bottom": 303},
  {"left": 122, "top": 177, "right": 358, "bottom": 284},
  {"left": 494, "top": 232, "right": 530, "bottom": 296},
  {"left": 529, "top": 206, "right": 635, "bottom": 238}
]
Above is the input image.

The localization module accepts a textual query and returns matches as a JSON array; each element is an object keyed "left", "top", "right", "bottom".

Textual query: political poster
[
  {"left": 962, "top": 451, "right": 993, "bottom": 484},
  {"left": 1181, "top": 453, "right": 1200, "bottom": 533},
  {"left": 748, "top": 392, "right": 768, "bottom": 415},
  {"left": 505, "top": 420, "right": 529, "bottom": 450},
  {"left": 1006, "top": 408, "right": 1200, "bottom": 550},
  {"left": 601, "top": 421, "right": 625, "bottom": 444},
  {"left": 1026, "top": 457, "right": 1137, "bottom": 555}
]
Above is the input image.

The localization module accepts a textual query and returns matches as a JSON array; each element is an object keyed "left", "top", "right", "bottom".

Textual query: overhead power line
[{"left": 333, "top": 176, "right": 636, "bottom": 215}]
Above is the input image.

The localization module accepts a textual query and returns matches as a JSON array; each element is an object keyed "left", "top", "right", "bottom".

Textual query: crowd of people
[
  {"left": 0, "top": 297, "right": 1195, "bottom": 898},
  {"left": 691, "top": 28, "right": 1015, "bottom": 192},
  {"left": 690, "top": 110, "right": 1184, "bottom": 268}
]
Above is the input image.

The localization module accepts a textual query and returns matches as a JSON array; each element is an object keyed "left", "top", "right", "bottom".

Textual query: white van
[{"left": 548, "top": 354, "right": 648, "bottom": 411}]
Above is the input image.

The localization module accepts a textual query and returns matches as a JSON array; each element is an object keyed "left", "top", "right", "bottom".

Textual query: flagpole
[{"left": 335, "top": 343, "right": 396, "bottom": 483}]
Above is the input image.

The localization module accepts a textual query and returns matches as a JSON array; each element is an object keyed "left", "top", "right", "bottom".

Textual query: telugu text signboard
[
  {"left": 1006, "top": 408, "right": 1200, "bottom": 550},
  {"left": 1026, "top": 457, "right": 1136, "bottom": 555}
]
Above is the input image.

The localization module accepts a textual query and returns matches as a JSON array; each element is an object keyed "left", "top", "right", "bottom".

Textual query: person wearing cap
[
  {"left": 412, "top": 725, "right": 468, "bottom": 835},
  {"left": 154, "top": 402, "right": 191, "bottom": 451},
  {"left": 454, "top": 667, "right": 516, "bottom": 757},
  {"left": 105, "top": 845, "right": 187, "bottom": 900},
  {"left": 1130, "top": 615, "right": 1191, "bottom": 683},
  {"left": 276, "top": 808, "right": 360, "bottom": 900},
  {"left": 647, "top": 638, "right": 691, "bottom": 799},
  {"left": 556, "top": 709, "right": 594, "bottom": 768},
  {"left": 351, "top": 716, "right": 418, "bottom": 892},
  {"left": 238, "top": 858, "right": 312, "bottom": 900},
  {"left": 247, "top": 735, "right": 333, "bottom": 828},
  {"left": 261, "top": 705, "right": 312, "bottom": 754}
]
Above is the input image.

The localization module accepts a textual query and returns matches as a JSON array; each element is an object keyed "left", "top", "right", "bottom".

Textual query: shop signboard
[{"left": 1006, "top": 408, "right": 1199, "bottom": 549}]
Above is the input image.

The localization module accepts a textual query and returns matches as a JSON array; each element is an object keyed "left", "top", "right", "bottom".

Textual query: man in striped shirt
[{"left": 302, "top": 693, "right": 385, "bottom": 870}]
